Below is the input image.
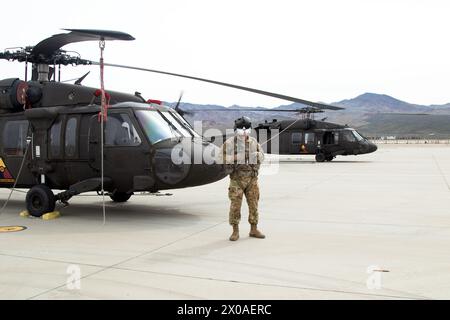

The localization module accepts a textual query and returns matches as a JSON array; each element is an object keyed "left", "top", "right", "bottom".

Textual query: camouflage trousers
[{"left": 228, "top": 175, "right": 260, "bottom": 225}]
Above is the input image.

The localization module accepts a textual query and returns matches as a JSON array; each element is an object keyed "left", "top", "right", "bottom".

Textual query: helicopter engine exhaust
[{"left": 0, "top": 78, "right": 28, "bottom": 111}]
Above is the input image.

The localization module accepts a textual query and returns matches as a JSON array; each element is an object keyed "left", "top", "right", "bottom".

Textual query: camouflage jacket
[{"left": 218, "top": 135, "right": 264, "bottom": 177}]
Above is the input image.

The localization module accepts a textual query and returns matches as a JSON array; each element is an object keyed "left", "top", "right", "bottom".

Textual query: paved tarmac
[{"left": 0, "top": 145, "right": 449, "bottom": 299}]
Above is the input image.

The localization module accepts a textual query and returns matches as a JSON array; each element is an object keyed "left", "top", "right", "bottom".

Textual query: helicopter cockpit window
[
  {"left": 352, "top": 130, "right": 365, "bottom": 141},
  {"left": 65, "top": 117, "right": 77, "bottom": 157},
  {"left": 342, "top": 130, "right": 357, "bottom": 142},
  {"left": 49, "top": 119, "right": 62, "bottom": 158},
  {"left": 305, "top": 132, "right": 315, "bottom": 144},
  {"left": 105, "top": 114, "right": 142, "bottom": 146},
  {"left": 292, "top": 132, "right": 302, "bottom": 144},
  {"left": 136, "top": 110, "right": 181, "bottom": 144},
  {"left": 334, "top": 132, "right": 339, "bottom": 144},
  {"left": 3, "top": 120, "right": 29, "bottom": 156}
]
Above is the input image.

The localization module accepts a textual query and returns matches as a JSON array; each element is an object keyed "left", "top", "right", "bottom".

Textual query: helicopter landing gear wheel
[
  {"left": 315, "top": 153, "right": 326, "bottom": 162},
  {"left": 26, "top": 185, "right": 56, "bottom": 217},
  {"left": 109, "top": 192, "right": 132, "bottom": 202}
]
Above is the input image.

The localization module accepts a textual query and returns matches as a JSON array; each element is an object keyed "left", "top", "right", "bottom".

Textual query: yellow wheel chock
[{"left": 19, "top": 210, "right": 61, "bottom": 220}]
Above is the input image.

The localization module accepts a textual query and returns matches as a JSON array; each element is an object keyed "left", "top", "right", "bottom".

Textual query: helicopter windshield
[
  {"left": 160, "top": 111, "right": 193, "bottom": 137},
  {"left": 136, "top": 110, "right": 184, "bottom": 144},
  {"left": 352, "top": 130, "right": 365, "bottom": 141},
  {"left": 170, "top": 111, "right": 201, "bottom": 137}
]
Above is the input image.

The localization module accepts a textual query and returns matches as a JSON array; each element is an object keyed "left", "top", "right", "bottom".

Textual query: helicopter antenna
[
  {"left": 174, "top": 91, "right": 184, "bottom": 113},
  {"left": 25, "top": 53, "right": 28, "bottom": 82},
  {"left": 173, "top": 91, "right": 193, "bottom": 117},
  {"left": 74, "top": 71, "right": 90, "bottom": 85}
]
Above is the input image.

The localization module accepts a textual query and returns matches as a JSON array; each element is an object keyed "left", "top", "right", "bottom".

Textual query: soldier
[{"left": 220, "top": 116, "right": 265, "bottom": 241}]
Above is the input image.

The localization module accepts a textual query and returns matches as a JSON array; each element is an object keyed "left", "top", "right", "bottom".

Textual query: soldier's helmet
[{"left": 234, "top": 116, "right": 252, "bottom": 130}]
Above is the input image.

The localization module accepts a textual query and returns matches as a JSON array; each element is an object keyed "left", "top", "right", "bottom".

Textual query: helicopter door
[
  {"left": 1, "top": 119, "right": 32, "bottom": 186},
  {"left": 104, "top": 112, "right": 150, "bottom": 192},
  {"left": 323, "top": 131, "right": 336, "bottom": 145},
  {"left": 321, "top": 131, "right": 341, "bottom": 155},
  {"left": 289, "top": 132, "right": 303, "bottom": 154},
  {"left": 302, "top": 132, "right": 316, "bottom": 154},
  {"left": 89, "top": 112, "right": 150, "bottom": 192}
]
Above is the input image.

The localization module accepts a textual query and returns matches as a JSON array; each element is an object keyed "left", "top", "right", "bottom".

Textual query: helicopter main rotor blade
[
  {"left": 180, "top": 108, "right": 324, "bottom": 113},
  {"left": 91, "top": 62, "right": 344, "bottom": 110},
  {"left": 31, "top": 30, "right": 135, "bottom": 61},
  {"left": 376, "top": 112, "right": 431, "bottom": 116}
]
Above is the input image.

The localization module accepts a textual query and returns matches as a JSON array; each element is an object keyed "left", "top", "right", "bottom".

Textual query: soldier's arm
[
  {"left": 256, "top": 142, "right": 265, "bottom": 164},
  {"left": 249, "top": 138, "right": 264, "bottom": 164},
  {"left": 220, "top": 139, "right": 236, "bottom": 164}
]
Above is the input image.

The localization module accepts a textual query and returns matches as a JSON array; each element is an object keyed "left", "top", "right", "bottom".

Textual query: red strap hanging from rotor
[{"left": 98, "top": 39, "right": 109, "bottom": 122}]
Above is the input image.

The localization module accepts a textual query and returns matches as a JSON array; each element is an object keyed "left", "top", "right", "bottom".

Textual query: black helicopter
[
  {"left": 0, "top": 29, "right": 343, "bottom": 217},
  {"left": 253, "top": 108, "right": 378, "bottom": 162},
  {"left": 184, "top": 107, "right": 378, "bottom": 162}
]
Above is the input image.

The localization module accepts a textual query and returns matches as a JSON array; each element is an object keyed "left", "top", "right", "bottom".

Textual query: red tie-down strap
[
  {"left": 97, "top": 40, "right": 109, "bottom": 123},
  {"left": 95, "top": 89, "right": 111, "bottom": 122}
]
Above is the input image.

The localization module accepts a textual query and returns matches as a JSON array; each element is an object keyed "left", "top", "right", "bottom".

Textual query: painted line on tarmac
[
  {"left": 25, "top": 221, "right": 226, "bottom": 300},
  {"left": 432, "top": 155, "right": 450, "bottom": 191}
]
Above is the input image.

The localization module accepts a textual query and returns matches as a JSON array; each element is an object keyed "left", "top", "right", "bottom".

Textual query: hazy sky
[{"left": 1, "top": 0, "right": 449, "bottom": 107}]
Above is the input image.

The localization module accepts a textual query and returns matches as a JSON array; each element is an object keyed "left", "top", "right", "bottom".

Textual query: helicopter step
[{"left": 55, "top": 177, "right": 112, "bottom": 203}]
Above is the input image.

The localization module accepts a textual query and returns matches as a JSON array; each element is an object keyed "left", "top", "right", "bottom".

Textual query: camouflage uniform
[{"left": 220, "top": 135, "right": 264, "bottom": 225}]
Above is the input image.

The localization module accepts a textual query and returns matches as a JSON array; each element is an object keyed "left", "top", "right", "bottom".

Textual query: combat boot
[
  {"left": 249, "top": 224, "right": 265, "bottom": 239},
  {"left": 229, "top": 224, "right": 239, "bottom": 241}
]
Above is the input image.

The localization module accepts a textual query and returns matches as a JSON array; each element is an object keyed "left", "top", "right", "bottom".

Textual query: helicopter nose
[
  {"left": 362, "top": 142, "right": 377, "bottom": 154},
  {"left": 152, "top": 139, "right": 227, "bottom": 188},
  {"left": 183, "top": 140, "right": 228, "bottom": 187},
  {"left": 368, "top": 142, "right": 378, "bottom": 153}
]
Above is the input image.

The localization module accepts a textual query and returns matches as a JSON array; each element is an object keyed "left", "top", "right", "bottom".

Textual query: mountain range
[{"left": 167, "top": 93, "right": 450, "bottom": 138}]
